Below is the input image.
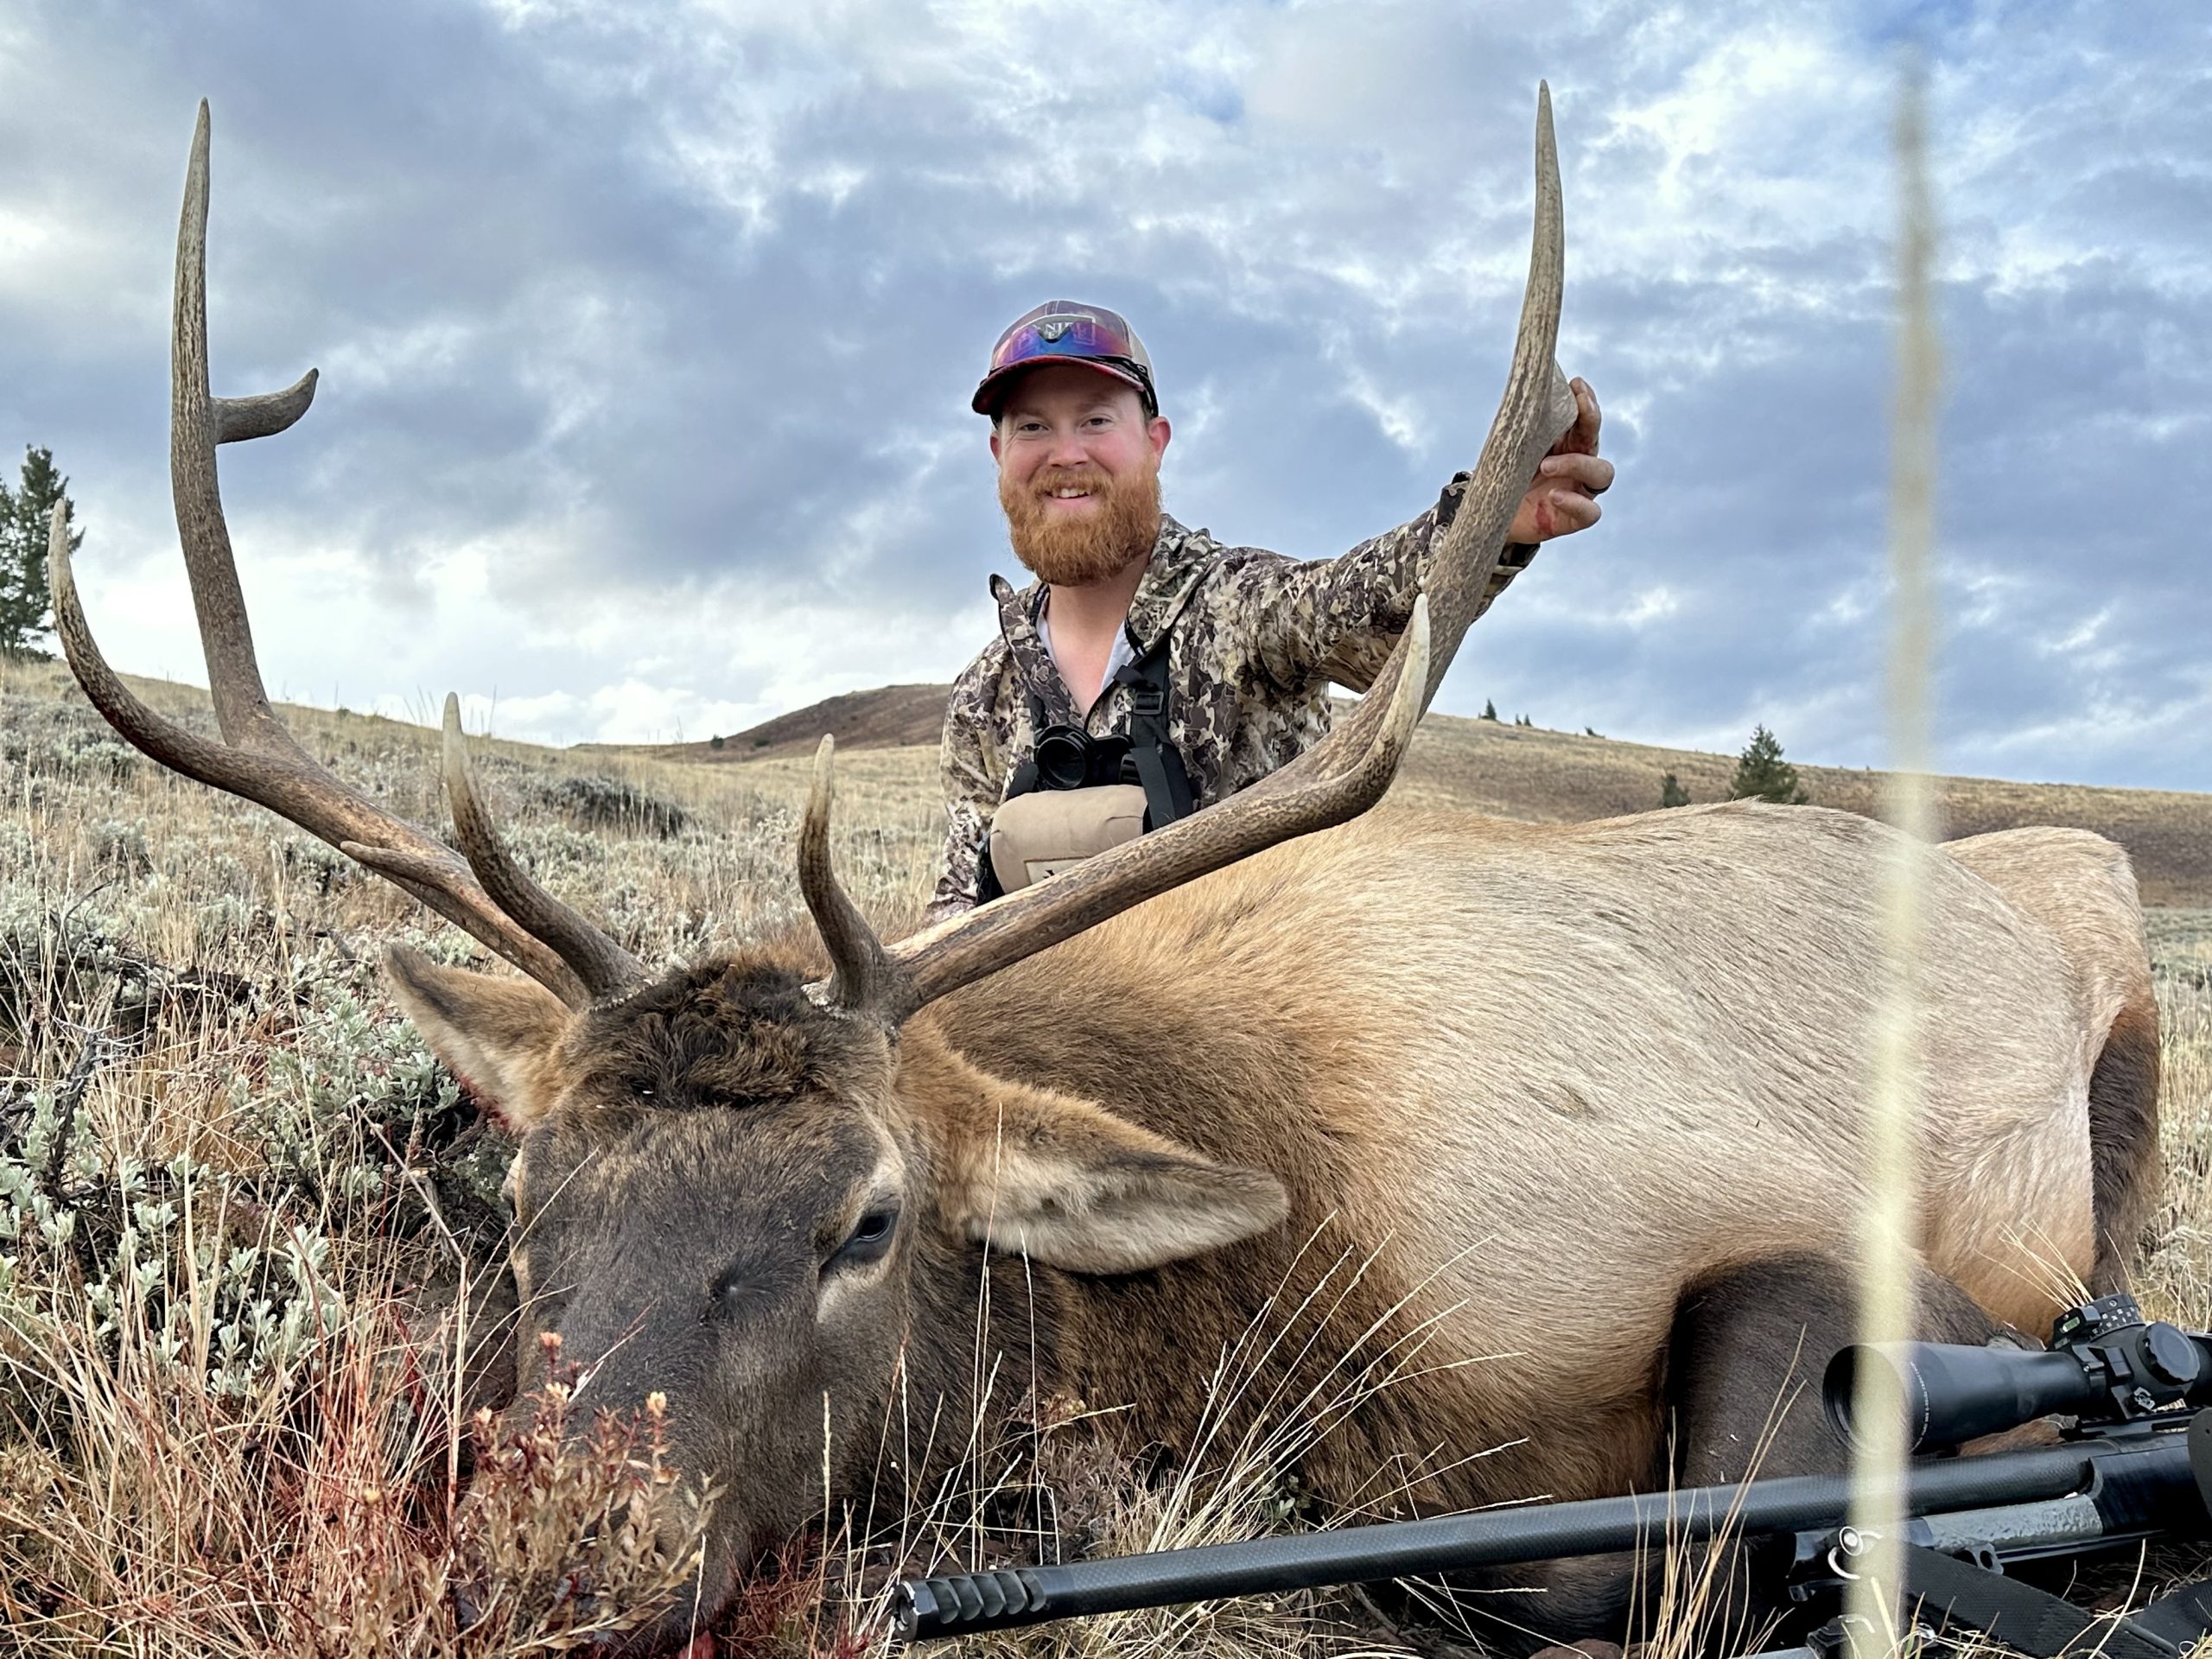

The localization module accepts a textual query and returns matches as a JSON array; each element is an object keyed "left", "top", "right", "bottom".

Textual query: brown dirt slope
[
  {"left": 618, "top": 683, "right": 952, "bottom": 764},
  {"left": 638, "top": 683, "right": 2212, "bottom": 907}
]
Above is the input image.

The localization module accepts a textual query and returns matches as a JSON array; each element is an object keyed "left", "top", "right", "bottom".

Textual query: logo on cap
[{"left": 973, "top": 301, "right": 1156, "bottom": 417}]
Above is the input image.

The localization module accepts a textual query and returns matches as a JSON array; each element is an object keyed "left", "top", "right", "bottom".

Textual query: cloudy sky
[{"left": 3, "top": 0, "right": 2205, "bottom": 791}]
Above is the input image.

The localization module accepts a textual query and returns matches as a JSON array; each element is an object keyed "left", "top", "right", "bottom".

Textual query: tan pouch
[{"left": 988, "top": 785, "right": 1148, "bottom": 892}]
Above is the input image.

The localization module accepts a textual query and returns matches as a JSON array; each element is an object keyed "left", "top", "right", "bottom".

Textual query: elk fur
[{"left": 904, "top": 799, "right": 2155, "bottom": 1517}]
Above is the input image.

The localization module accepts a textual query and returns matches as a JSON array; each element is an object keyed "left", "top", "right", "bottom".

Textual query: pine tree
[
  {"left": 1729, "top": 724, "right": 1809, "bottom": 804},
  {"left": 1481, "top": 699, "right": 1499, "bottom": 721},
  {"left": 1660, "top": 771, "right": 1692, "bottom": 808},
  {"left": 0, "top": 446, "right": 79, "bottom": 655}
]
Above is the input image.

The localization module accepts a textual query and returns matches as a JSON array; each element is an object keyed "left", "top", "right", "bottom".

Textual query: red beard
[{"left": 999, "top": 461, "right": 1161, "bottom": 587}]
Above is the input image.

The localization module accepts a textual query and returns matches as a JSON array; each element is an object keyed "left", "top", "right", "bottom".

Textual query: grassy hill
[{"left": 625, "top": 682, "right": 2212, "bottom": 908}]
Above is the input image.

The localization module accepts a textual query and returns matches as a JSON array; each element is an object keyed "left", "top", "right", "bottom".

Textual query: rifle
[{"left": 892, "top": 1294, "right": 2212, "bottom": 1657}]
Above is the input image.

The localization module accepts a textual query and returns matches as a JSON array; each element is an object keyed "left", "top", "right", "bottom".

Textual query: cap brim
[{"left": 973, "top": 356, "right": 1151, "bottom": 416}]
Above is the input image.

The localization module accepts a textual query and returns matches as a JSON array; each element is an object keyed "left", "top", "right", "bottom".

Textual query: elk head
[{"left": 52, "top": 95, "right": 1573, "bottom": 1640}]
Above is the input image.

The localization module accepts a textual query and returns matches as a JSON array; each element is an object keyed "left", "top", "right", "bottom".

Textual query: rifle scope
[{"left": 1824, "top": 1294, "right": 2212, "bottom": 1453}]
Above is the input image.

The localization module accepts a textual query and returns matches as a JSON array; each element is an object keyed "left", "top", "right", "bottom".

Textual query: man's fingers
[
  {"left": 1555, "top": 376, "right": 1603, "bottom": 456},
  {"left": 1551, "top": 489, "right": 1601, "bottom": 533},
  {"left": 1540, "top": 453, "right": 1615, "bottom": 495},
  {"left": 1529, "top": 488, "right": 1602, "bottom": 540},
  {"left": 1521, "top": 375, "right": 1611, "bottom": 537}
]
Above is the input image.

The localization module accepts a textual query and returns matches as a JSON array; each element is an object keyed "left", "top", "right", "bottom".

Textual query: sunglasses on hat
[{"left": 973, "top": 302, "right": 1158, "bottom": 417}]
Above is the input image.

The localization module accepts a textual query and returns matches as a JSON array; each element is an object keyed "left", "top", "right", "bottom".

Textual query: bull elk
[{"left": 50, "top": 95, "right": 2159, "bottom": 1652}]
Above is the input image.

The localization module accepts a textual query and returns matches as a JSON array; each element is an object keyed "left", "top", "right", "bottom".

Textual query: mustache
[{"left": 1028, "top": 464, "right": 1113, "bottom": 498}]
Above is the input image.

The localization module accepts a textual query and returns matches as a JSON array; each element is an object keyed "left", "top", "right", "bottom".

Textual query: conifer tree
[
  {"left": 1660, "top": 771, "right": 1692, "bottom": 808},
  {"left": 0, "top": 446, "right": 79, "bottom": 655},
  {"left": 1728, "top": 724, "right": 1809, "bottom": 804},
  {"left": 1481, "top": 699, "right": 1498, "bottom": 721}
]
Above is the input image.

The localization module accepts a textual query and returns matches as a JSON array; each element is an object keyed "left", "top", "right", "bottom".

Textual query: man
[{"left": 927, "top": 299, "right": 1611, "bottom": 918}]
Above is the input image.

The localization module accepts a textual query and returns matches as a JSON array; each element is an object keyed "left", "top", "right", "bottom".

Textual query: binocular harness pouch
[
  {"left": 981, "top": 634, "right": 1195, "bottom": 898},
  {"left": 989, "top": 785, "right": 1149, "bottom": 891}
]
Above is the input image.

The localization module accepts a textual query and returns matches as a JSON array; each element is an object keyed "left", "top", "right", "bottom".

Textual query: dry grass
[
  {"left": 2135, "top": 910, "right": 2212, "bottom": 1328},
  {"left": 4, "top": 652, "right": 2211, "bottom": 1657}
]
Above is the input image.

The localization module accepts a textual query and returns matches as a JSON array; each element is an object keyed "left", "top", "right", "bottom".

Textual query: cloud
[{"left": 0, "top": 0, "right": 2206, "bottom": 792}]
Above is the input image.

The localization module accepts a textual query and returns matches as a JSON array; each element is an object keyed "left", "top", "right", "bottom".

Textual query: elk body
[{"left": 51, "top": 98, "right": 2159, "bottom": 1652}]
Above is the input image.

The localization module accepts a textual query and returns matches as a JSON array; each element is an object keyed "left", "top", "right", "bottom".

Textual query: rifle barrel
[{"left": 894, "top": 1438, "right": 2184, "bottom": 1642}]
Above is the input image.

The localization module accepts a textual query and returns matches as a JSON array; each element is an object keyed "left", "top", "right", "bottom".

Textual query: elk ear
[
  {"left": 910, "top": 1037, "right": 1287, "bottom": 1274},
  {"left": 383, "top": 945, "right": 575, "bottom": 1132}
]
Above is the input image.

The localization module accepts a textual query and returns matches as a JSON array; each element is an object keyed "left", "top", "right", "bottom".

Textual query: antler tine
[
  {"left": 847, "top": 598, "right": 1430, "bottom": 1021},
  {"left": 172, "top": 100, "right": 310, "bottom": 759},
  {"left": 796, "top": 737, "right": 900, "bottom": 1014},
  {"left": 1415, "top": 79, "right": 1577, "bottom": 716},
  {"left": 50, "top": 101, "right": 607, "bottom": 1008},
  {"left": 213, "top": 366, "right": 320, "bottom": 446},
  {"left": 424, "top": 696, "right": 646, "bottom": 1001}
]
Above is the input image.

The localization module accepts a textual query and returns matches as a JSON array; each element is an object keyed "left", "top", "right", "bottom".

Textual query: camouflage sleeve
[
  {"left": 925, "top": 651, "right": 1009, "bottom": 922},
  {"left": 1227, "top": 473, "right": 1540, "bottom": 695}
]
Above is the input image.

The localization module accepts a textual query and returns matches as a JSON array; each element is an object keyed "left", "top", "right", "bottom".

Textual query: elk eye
[{"left": 827, "top": 1205, "right": 899, "bottom": 1272}]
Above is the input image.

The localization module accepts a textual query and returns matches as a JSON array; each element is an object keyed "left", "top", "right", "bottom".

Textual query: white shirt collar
[{"left": 1037, "top": 592, "right": 1137, "bottom": 709}]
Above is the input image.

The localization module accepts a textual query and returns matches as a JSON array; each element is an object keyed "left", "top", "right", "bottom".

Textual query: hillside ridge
[
  {"left": 607, "top": 681, "right": 2212, "bottom": 907},
  {"left": 22, "top": 660, "right": 2204, "bottom": 906}
]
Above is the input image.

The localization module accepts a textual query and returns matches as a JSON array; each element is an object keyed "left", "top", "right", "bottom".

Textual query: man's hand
[{"left": 1507, "top": 378, "right": 1613, "bottom": 543}]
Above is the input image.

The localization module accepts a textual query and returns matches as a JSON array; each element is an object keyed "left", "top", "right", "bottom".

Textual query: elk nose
[{"left": 450, "top": 1579, "right": 485, "bottom": 1633}]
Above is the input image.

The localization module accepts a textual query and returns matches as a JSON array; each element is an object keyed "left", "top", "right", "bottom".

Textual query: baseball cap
[{"left": 972, "top": 301, "right": 1157, "bottom": 417}]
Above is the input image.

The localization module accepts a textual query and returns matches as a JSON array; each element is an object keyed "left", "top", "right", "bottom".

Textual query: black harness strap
[
  {"left": 1900, "top": 1543, "right": 2184, "bottom": 1659},
  {"left": 1113, "top": 633, "right": 1194, "bottom": 829},
  {"left": 2126, "top": 1580, "right": 2212, "bottom": 1653},
  {"left": 1004, "top": 685, "right": 1049, "bottom": 802}
]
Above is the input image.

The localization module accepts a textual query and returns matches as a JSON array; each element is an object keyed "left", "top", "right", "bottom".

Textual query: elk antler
[
  {"left": 49, "top": 102, "right": 640, "bottom": 1010},
  {"left": 797, "top": 736, "right": 903, "bottom": 1012},
  {"left": 807, "top": 601, "right": 1432, "bottom": 1021},
  {"left": 344, "top": 699, "right": 647, "bottom": 1002},
  {"left": 1414, "top": 82, "right": 1577, "bottom": 716},
  {"left": 801, "top": 83, "right": 1575, "bottom": 1023}
]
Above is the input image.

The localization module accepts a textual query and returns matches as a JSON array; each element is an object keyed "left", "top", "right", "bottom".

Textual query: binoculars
[{"left": 1031, "top": 723, "right": 1141, "bottom": 791}]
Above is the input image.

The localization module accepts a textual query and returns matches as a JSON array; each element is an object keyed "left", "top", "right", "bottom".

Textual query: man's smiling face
[{"left": 991, "top": 362, "right": 1172, "bottom": 585}]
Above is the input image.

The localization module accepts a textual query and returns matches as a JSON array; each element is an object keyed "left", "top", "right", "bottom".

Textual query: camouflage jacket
[{"left": 927, "top": 474, "right": 1537, "bottom": 918}]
